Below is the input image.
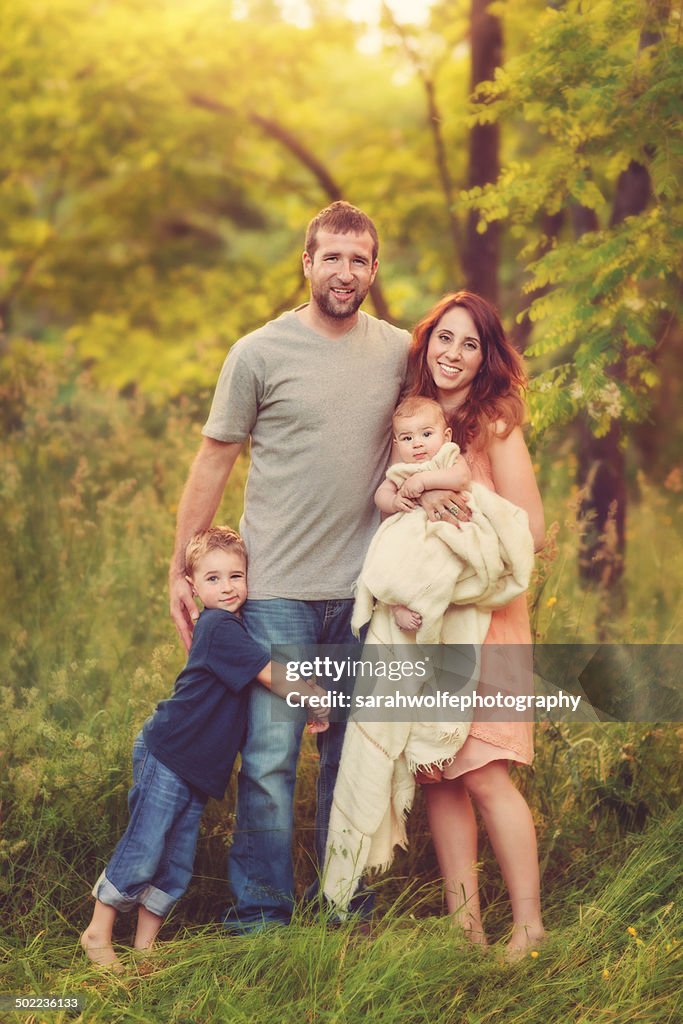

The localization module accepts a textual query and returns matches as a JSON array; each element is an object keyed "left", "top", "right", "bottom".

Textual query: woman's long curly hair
[{"left": 406, "top": 291, "right": 527, "bottom": 451}]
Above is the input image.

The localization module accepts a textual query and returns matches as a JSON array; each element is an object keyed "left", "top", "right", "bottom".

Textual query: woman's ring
[
  {"left": 434, "top": 510, "right": 442, "bottom": 520},
  {"left": 449, "top": 506, "right": 460, "bottom": 517}
]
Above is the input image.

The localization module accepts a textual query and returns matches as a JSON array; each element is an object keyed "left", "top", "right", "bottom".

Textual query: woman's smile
[{"left": 426, "top": 306, "right": 483, "bottom": 401}]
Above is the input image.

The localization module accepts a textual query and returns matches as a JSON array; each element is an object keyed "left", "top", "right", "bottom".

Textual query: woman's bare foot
[
  {"left": 449, "top": 914, "right": 489, "bottom": 948},
  {"left": 80, "top": 929, "right": 123, "bottom": 973},
  {"left": 505, "top": 924, "right": 546, "bottom": 962}
]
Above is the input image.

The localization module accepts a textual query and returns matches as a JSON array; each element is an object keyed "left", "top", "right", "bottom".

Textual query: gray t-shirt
[{"left": 203, "top": 309, "right": 410, "bottom": 599}]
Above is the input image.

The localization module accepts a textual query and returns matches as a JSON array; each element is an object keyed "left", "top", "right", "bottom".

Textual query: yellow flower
[
  {"left": 546, "top": 596, "right": 558, "bottom": 608},
  {"left": 530, "top": 950, "right": 539, "bottom": 958},
  {"left": 602, "top": 969, "right": 610, "bottom": 979},
  {"left": 627, "top": 926, "right": 638, "bottom": 937}
]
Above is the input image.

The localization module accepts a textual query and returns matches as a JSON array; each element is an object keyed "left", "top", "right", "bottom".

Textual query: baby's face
[
  {"left": 190, "top": 548, "right": 248, "bottom": 613},
  {"left": 393, "top": 412, "right": 451, "bottom": 463}
]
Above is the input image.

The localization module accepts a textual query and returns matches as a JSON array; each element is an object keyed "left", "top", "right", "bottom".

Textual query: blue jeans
[
  {"left": 225, "top": 598, "right": 356, "bottom": 931},
  {"left": 93, "top": 734, "right": 206, "bottom": 918}
]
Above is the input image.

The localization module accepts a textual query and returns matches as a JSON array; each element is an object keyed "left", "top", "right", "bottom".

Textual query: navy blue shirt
[{"left": 143, "top": 608, "right": 270, "bottom": 800}]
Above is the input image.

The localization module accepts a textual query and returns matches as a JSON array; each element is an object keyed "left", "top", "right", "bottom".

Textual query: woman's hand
[{"left": 419, "top": 489, "right": 471, "bottom": 526}]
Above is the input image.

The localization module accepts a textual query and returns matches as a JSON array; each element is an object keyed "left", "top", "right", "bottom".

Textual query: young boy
[
  {"left": 81, "top": 526, "right": 328, "bottom": 970},
  {"left": 374, "top": 396, "right": 472, "bottom": 632}
]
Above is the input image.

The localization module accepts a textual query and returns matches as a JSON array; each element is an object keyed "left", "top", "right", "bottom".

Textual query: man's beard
[{"left": 311, "top": 282, "right": 368, "bottom": 319}]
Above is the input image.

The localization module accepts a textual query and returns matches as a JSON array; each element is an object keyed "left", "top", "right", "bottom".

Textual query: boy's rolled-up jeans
[
  {"left": 225, "top": 597, "right": 356, "bottom": 932},
  {"left": 93, "top": 733, "right": 206, "bottom": 918}
]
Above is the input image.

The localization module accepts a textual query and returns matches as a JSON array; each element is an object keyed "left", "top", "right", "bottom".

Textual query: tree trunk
[
  {"left": 511, "top": 211, "right": 565, "bottom": 351},
  {"left": 464, "top": 0, "right": 502, "bottom": 304},
  {"left": 380, "top": 4, "right": 462, "bottom": 277},
  {"left": 575, "top": 87, "right": 654, "bottom": 603}
]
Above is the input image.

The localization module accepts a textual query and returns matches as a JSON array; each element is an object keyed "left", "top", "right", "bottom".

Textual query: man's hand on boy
[{"left": 170, "top": 572, "right": 199, "bottom": 652}]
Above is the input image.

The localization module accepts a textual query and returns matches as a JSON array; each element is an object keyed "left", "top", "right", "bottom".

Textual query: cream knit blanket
[{"left": 323, "top": 443, "right": 534, "bottom": 911}]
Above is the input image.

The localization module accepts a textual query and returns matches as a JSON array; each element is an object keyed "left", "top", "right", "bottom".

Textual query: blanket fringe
[{"left": 407, "top": 746, "right": 460, "bottom": 776}]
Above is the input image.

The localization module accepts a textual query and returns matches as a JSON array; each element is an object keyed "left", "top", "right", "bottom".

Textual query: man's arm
[{"left": 169, "top": 437, "right": 244, "bottom": 649}]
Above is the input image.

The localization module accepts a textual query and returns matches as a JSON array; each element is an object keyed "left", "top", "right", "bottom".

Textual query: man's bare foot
[
  {"left": 80, "top": 929, "right": 123, "bottom": 973},
  {"left": 504, "top": 924, "right": 546, "bottom": 962}
]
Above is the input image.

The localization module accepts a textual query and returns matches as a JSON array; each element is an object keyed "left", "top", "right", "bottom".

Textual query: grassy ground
[
  {"left": 1, "top": 351, "right": 681, "bottom": 1021},
  {"left": 1, "top": 808, "right": 680, "bottom": 1023}
]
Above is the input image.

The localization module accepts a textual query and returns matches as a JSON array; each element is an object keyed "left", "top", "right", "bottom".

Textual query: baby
[{"left": 374, "top": 395, "right": 472, "bottom": 632}]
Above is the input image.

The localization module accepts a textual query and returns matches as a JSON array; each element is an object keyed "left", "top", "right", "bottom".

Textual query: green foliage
[
  {"left": 2, "top": 359, "right": 681, "bottom": 940},
  {"left": 464, "top": 0, "right": 683, "bottom": 433},
  {"left": 1, "top": 7, "right": 682, "bottom": 1017},
  {"left": 1, "top": 0, "right": 464, "bottom": 395}
]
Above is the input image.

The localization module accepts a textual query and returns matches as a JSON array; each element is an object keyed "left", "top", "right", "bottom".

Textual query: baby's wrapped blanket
[{"left": 323, "top": 442, "right": 534, "bottom": 911}]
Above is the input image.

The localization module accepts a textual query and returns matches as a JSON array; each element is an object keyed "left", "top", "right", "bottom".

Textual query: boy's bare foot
[
  {"left": 80, "top": 929, "right": 123, "bottom": 973},
  {"left": 504, "top": 925, "right": 546, "bottom": 962}
]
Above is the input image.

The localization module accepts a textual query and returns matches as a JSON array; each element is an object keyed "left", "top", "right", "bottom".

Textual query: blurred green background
[{"left": 1, "top": 2, "right": 681, "bottom": 1018}]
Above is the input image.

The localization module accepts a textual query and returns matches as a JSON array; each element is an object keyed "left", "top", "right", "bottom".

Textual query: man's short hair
[
  {"left": 392, "top": 396, "right": 447, "bottom": 431},
  {"left": 305, "top": 201, "right": 379, "bottom": 262},
  {"left": 185, "top": 526, "right": 247, "bottom": 577}
]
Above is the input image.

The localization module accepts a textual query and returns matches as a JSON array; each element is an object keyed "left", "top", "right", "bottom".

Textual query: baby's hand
[
  {"left": 304, "top": 680, "right": 330, "bottom": 733},
  {"left": 393, "top": 493, "right": 417, "bottom": 513},
  {"left": 399, "top": 477, "right": 426, "bottom": 499},
  {"left": 392, "top": 605, "right": 422, "bottom": 632}
]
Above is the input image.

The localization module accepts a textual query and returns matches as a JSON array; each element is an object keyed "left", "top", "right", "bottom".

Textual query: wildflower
[
  {"left": 530, "top": 950, "right": 539, "bottom": 959},
  {"left": 546, "top": 596, "right": 558, "bottom": 608},
  {"left": 600, "top": 381, "right": 623, "bottom": 419},
  {"left": 627, "top": 926, "right": 638, "bottom": 937},
  {"left": 602, "top": 969, "right": 610, "bottom": 979}
]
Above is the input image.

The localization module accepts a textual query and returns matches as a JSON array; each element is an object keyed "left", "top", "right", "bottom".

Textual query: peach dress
[{"left": 440, "top": 446, "right": 534, "bottom": 778}]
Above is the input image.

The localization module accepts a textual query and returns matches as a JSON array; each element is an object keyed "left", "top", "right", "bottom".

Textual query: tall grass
[{"left": 1, "top": 346, "right": 681, "bottom": 1021}]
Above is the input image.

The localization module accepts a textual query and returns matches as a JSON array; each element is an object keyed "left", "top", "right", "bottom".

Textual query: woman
[{"left": 407, "top": 291, "right": 546, "bottom": 957}]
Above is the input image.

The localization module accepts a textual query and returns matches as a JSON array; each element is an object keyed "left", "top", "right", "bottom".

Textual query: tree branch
[{"left": 188, "top": 92, "right": 393, "bottom": 322}]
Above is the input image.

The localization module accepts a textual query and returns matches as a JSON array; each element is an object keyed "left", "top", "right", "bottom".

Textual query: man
[{"left": 169, "top": 201, "right": 410, "bottom": 931}]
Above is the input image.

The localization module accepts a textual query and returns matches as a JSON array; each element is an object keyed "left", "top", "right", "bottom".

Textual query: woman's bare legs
[
  {"left": 424, "top": 760, "right": 545, "bottom": 954},
  {"left": 462, "top": 761, "right": 545, "bottom": 956},
  {"left": 81, "top": 900, "right": 122, "bottom": 971},
  {"left": 133, "top": 906, "right": 165, "bottom": 951},
  {"left": 423, "top": 779, "right": 488, "bottom": 945}
]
